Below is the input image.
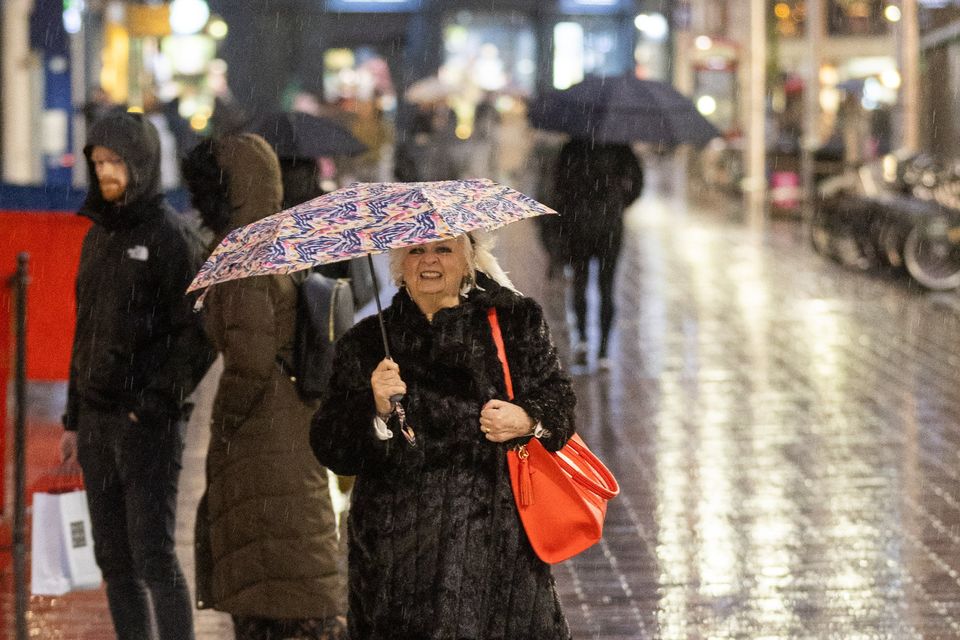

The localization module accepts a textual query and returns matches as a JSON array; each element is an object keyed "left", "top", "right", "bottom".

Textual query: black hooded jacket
[{"left": 64, "top": 110, "right": 214, "bottom": 430}]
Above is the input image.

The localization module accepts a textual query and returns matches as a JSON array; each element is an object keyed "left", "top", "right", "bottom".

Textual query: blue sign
[
  {"left": 558, "top": 0, "right": 630, "bottom": 14},
  {"left": 326, "top": 0, "right": 421, "bottom": 12}
]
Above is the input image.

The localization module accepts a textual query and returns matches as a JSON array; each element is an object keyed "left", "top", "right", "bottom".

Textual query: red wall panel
[{"left": 0, "top": 212, "right": 91, "bottom": 381}]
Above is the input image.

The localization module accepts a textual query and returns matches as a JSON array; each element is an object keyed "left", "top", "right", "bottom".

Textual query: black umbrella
[
  {"left": 529, "top": 75, "right": 721, "bottom": 148},
  {"left": 251, "top": 111, "right": 368, "bottom": 159}
]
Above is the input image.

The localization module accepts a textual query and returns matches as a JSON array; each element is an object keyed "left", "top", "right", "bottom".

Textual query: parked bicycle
[{"left": 811, "top": 152, "right": 960, "bottom": 291}]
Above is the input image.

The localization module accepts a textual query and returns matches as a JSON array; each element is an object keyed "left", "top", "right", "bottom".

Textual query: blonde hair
[{"left": 388, "top": 232, "right": 518, "bottom": 294}]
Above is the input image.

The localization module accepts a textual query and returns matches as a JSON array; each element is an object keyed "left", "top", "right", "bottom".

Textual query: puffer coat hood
[
  {"left": 82, "top": 110, "right": 162, "bottom": 225},
  {"left": 215, "top": 133, "right": 283, "bottom": 232}
]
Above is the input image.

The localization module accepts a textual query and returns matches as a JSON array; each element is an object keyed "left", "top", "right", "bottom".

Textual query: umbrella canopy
[
  {"left": 250, "top": 111, "right": 368, "bottom": 159},
  {"left": 529, "top": 75, "right": 721, "bottom": 147},
  {"left": 188, "top": 178, "right": 555, "bottom": 294}
]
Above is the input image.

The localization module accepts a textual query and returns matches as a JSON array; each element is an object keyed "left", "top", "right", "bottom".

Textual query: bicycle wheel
[{"left": 903, "top": 217, "right": 960, "bottom": 290}]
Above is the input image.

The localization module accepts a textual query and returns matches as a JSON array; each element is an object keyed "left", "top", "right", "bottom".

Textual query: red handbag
[{"left": 487, "top": 308, "right": 620, "bottom": 564}]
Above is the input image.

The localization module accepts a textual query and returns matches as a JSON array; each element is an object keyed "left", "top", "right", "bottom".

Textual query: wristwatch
[{"left": 532, "top": 421, "right": 550, "bottom": 439}]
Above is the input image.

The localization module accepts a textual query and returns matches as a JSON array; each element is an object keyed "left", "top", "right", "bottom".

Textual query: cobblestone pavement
[{"left": 11, "top": 167, "right": 960, "bottom": 638}]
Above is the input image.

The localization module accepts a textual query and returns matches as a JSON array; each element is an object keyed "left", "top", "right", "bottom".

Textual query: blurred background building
[{"left": 1, "top": 0, "right": 959, "bottom": 193}]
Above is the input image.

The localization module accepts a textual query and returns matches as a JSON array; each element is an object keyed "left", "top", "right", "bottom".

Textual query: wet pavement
[{"left": 9, "top": 163, "right": 960, "bottom": 638}]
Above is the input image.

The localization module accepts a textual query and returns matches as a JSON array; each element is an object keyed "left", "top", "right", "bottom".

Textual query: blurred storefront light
[
  {"left": 162, "top": 35, "right": 214, "bottom": 75},
  {"left": 169, "top": 0, "right": 210, "bottom": 36},
  {"left": 553, "top": 22, "right": 585, "bottom": 89},
  {"left": 694, "top": 35, "right": 713, "bottom": 51},
  {"left": 883, "top": 5, "right": 902, "bottom": 21},
  {"left": 697, "top": 95, "right": 717, "bottom": 116},
  {"left": 63, "top": 0, "right": 85, "bottom": 34},
  {"left": 820, "top": 86, "right": 841, "bottom": 112},
  {"left": 634, "top": 13, "right": 668, "bottom": 41},
  {"left": 819, "top": 64, "right": 840, "bottom": 86},
  {"left": 207, "top": 18, "right": 228, "bottom": 40},
  {"left": 880, "top": 67, "right": 901, "bottom": 89}
]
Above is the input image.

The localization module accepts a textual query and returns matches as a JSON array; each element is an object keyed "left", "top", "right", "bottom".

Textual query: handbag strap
[
  {"left": 487, "top": 308, "right": 514, "bottom": 400},
  {"left": 553, "top": 436, "right": 620, "bottom": 499},
  {"left": 491, "top": 308, "right": 620, "bottom": 500}
]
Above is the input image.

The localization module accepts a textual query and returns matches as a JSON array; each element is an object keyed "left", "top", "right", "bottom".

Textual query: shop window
[
  {"left": 828, "top": 0, "right": 889, "bottom": 35},
  {"left": 439, "top": 12, "right": 536, "bottom": 138},
  {"left": 441, "top": 11, "right": 537, "bottom": 96},
  {"left": 551, "top": 16, "right": 628, "bottom": 89}
]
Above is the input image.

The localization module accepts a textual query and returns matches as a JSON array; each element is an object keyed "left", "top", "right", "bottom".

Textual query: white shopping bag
[{"left": 30, "top": 490, "right": 103, "bottom": 595}]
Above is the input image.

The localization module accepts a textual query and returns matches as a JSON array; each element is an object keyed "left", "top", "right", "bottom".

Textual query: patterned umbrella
[
  {"left": 189, "top": 178, "right": 555, "bottom": 293},
  {"left": 190, "top": 178, "right": 555, "bottom": 360}
]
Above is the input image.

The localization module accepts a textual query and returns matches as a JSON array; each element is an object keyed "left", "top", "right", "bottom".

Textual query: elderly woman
[{"left": 310, "top": 233, "right": 577, "bottom": 640}]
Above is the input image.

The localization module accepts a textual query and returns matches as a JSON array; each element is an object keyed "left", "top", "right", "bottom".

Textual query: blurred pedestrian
[
  {"left": 462, "top": 91, "right": 500, "bottom": 180},
  {"left": 81, "top": 87, "right": 120, "bottom": 128},
  {"left": 343, "top": 96, "right": 392, "bottom": 183},
  {"left": 531, "top": 131, "right": 565, "bottom": 277},
  {"left": 60, "top": 110, "right": 214, "bottom": 640},
  {"left": 554, "top": 140, "right": 644, "bottom": 369},
  {"left": 838, "top": 91, "right": 871, "bottom": 170},
  {"left": 310, "top": 233, "right": 577, "bottom": 640},
  {"left": 143, "top": 90, "right": 183, "bottom": 191},
  {"left": 399, "top": 99, "right": 461, "bottom": 182},
  {"left": 181, "top": 134, "right": 347, "bottom": 640}
]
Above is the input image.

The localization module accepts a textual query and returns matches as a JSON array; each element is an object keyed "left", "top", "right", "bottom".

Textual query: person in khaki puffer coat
[{"left": 182, "top": 133, "right": 347, "bottom": 640}]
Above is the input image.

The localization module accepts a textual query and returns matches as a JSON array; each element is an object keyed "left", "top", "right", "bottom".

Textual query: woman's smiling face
[{"left": 401, "top": 238, "right": 470, "bottom": 312}]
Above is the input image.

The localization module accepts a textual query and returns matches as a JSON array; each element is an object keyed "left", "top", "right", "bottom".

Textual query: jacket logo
[{"left": 126, "top": 245, "right": 149, "bottom": 261}]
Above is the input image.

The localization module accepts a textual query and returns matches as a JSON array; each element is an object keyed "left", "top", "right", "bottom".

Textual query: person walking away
[
  {"left": 311, "top": 232, "right": 577, "bottom": 640},
  {"left": 181, "top": 134, "right": 347, "bottom": 640},
  {"left": 554, "top": 139, "right": 644, "bottom": 370},
  {"left": 59, "top": 109, "right": 215, "bottom": 640}
]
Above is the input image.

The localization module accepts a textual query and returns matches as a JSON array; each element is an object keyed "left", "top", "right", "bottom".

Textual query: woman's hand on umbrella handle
[
  {"left": 371, "top": 358, "right": 406, "bottom": 416},
  {"left": 479, "top": 399, "right": 535, "bottom": 443}
]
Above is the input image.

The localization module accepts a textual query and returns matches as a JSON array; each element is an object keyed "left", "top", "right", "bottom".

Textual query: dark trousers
[
  {"left": 231, "top": 614, "right": 347, "bottom": 640},
  {"left": 570, "top": 231, "right": 623, "bottom": 357},
  {"left": 77, "top": 407, "right": 193, "bottom": 640}
]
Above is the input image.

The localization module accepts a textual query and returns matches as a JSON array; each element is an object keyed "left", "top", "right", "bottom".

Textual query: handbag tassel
[{"left": 517, "top": 446, "right": 533, "bottom": 506}]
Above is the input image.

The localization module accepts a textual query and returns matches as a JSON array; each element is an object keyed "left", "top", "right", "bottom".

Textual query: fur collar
[{"left": 382, "top": 271, "right": 522, "bottom": 392}]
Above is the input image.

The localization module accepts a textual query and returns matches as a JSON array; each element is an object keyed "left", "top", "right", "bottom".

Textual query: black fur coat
[{"left": 311, "top": 273, "right": 576, "bottom": 640}]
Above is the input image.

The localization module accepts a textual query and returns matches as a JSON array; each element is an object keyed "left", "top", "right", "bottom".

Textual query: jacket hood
[
  {"left": 215, "top": 133, "right": 282, "bottom": 232},
  {"left": 82, "top": 110, "right": 162, "bottom": 224}
]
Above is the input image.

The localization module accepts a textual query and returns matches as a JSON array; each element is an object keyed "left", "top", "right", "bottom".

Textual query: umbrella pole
[
  {"left": 366, "top": 254, "right": 404, "bottom": 407},
  {"left": 367, "top": 253, "right": 391, "bottom": 360}
]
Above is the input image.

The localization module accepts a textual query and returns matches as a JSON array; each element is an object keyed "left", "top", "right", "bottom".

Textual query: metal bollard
[{"left": 12, "top": 253, "right": 29, "bottom": 640}]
